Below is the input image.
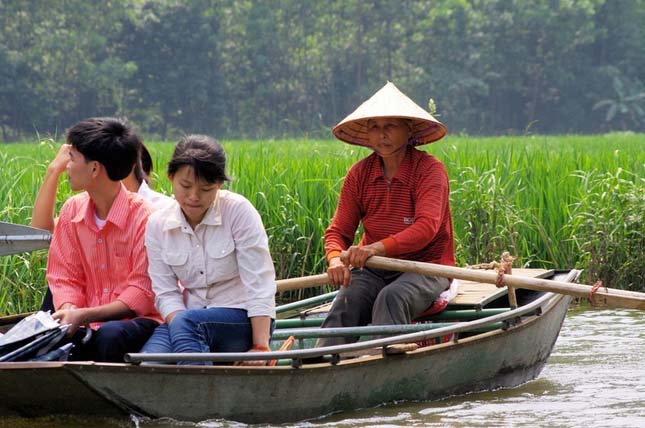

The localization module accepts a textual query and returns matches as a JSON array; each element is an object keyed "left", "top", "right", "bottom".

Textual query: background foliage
[
  {"left": 1, "top": 0, "right": 644, "bottom": 141},
  {"left": 0, "top": 135, "right": 642, "bottom": 313}
]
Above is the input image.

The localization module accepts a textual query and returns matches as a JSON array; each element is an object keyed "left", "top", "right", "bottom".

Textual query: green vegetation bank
[{"left": 0, "top": 134, "right": 643, "bottom": 314}]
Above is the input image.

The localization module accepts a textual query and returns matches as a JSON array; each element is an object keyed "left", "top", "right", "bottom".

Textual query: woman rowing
[{"left": 318, "top": 82, "right": 455, "bottom": 346}]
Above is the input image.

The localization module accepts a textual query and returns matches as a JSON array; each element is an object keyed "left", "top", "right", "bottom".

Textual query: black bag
[{"left": 0, "top": 311, "right": 68, "bottom": 362}]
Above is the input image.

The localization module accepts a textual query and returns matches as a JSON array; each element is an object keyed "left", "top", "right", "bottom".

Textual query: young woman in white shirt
[{"left": 141, "top": 135, "right": 276, "bottom": 365}]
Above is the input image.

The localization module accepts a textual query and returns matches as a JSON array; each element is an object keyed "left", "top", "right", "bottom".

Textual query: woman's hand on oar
[
  {"left": 340, "top": 243, "right": 385, "bottom": 270},
  {"left": 327, "top": 256, "right": 351, "bottom": 287}
]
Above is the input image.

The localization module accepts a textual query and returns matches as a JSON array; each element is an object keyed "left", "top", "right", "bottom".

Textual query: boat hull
[{"left": 0, "top": 292, "right": 571, "bottom": 423}]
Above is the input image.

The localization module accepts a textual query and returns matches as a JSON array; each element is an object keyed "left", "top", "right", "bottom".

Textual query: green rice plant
[
  {"left": 450, "top": 165, "right": 526, "bottom": 267},
  {"left": 0, "top": 250, "right": 48, "bottom": 313},
  {"left": 0, "top": 134, "right": 643, "bottom": 314},
  {"left": 564, "top": 169, "right": 644, "bottom": 291}
]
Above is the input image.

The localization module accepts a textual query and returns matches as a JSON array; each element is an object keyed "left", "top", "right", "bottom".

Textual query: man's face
[{"left": 66, "top": 146, "right": 96, "bottom": 191}]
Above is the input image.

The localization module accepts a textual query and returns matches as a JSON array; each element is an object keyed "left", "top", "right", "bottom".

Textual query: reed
[{"left": 0, "top": 134, "right": 642, "bottom": 314}]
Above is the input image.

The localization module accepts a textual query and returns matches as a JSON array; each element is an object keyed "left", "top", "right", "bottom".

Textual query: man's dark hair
[
  {"left": 167, "top": 135, "right": 229, "bottom": 184},
  {"left": 66, "top": 117, "right": 141, "bottom": 181}
]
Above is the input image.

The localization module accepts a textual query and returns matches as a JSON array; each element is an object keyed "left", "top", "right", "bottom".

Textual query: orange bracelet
[{"left": 252, "top": 345, "right": 271, "bottom": 352}]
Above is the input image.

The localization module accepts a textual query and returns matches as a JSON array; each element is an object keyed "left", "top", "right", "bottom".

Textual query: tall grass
[{"left": 0, "top": 134, "right": 642, "bottom": 314}]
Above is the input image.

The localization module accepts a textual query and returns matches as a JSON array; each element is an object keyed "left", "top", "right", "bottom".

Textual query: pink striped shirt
[{"left": 46, "top": 184, "right": 162, "bottom": 325}]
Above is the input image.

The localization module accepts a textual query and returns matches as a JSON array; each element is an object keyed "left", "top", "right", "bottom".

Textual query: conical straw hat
[{"left": 332, "top": 82, "right": 447, "bottom": 147}]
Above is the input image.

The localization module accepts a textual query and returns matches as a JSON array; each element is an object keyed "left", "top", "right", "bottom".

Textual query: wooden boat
[{"left": 0, "top": 269, "right": 579, "bottom": 423}]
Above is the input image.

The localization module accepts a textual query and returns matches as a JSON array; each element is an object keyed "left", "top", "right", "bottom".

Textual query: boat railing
[
  {"left": 276, "top": 291, "right": 338, "bottom": 315},
  {"left": 126, "top": 270, "right": 579, "bottom": 366},
  {"left": 271, "top": 322, "right": 504, "bottom": 340}
]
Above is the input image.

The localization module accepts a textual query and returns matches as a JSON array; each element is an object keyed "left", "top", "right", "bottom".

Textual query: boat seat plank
[{"left": 451, "top": 269, "right": 553, "bottom": 309}]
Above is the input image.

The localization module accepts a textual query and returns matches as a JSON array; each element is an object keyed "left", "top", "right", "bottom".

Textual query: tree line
[{"left": 1, "top": 0, "right": 644, "bottom": 141}]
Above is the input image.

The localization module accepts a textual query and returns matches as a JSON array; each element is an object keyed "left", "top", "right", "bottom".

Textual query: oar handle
[{"left": 276, "top": 273, "right": 329, "bottom": 292}]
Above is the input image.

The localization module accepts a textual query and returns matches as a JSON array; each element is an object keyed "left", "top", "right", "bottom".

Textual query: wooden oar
[
  {"left": 363, "top": 256, "right": 645, "bottom": 310},
  {"left": 274, "top": 256, "right": 645, "bottom": 310},
  {"left": 0, "top": 222, "right": 51, "bottom": 256},
  {"left": 276, "top": 273, "right": 329, "bottom": 292}
]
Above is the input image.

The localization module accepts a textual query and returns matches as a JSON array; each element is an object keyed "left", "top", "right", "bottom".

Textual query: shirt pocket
[
  {"left": 162, "top": 250, "right": 192, "bottom": 284},
  {"left": 205, "top": 236, "right": 238, "bottom": 282}
]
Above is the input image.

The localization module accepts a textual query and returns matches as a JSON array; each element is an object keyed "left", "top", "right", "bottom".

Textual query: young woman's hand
[{"left": 235, "top": 345, "right": 271, "bottom": 366}]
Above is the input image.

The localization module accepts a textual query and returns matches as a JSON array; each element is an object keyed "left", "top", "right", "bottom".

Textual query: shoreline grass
[{"left": 1, "top": 134, "right": 643, "bottom": 314}]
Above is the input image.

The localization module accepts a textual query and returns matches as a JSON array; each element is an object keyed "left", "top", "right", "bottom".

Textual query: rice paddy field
[{"left": 0, "top": 133, "right": 643, "bottom": 314}]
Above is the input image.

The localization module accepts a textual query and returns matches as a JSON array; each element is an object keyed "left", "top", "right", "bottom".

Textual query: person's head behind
[
  {"left": 167, "top": 135, "right": 229, "bottom": 228},
  {"left": 140, "top": 144, "right": 153, "bottom": 180},
  {"left": 130, "top": 144, "right": 153, "bottom": 188},
  {"left": 67, "top": 117, "right": 141, "bottom": 182}
]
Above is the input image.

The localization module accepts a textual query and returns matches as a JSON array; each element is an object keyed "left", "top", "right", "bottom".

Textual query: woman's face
[
  {"left": 171, "top": 165, "right": 221, "bottom": 228},
  {"left": 366, "top": 118, "right": 411, "bottom": 158}
]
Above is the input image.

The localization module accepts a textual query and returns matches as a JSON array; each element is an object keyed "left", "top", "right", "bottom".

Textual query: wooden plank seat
[{"left": 451, "top": 268, "right": 553, "bottom": 310}]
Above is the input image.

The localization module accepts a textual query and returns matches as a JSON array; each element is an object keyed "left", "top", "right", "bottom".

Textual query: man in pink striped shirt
[{"left": 46, "top": 117, "right": 161, "bottom": 362}]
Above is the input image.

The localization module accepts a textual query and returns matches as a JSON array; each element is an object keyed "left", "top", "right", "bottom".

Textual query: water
[{"left": 3, "top": 307, "right": 643, "bottom": 428}]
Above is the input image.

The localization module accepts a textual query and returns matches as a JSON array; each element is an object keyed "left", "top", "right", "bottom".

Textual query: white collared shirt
[
  {"left": 137, "top": 180, "right": 175, "bottom": 210},
  {"left": 145, "top": 190, "right": 276, "bottom": 320}
]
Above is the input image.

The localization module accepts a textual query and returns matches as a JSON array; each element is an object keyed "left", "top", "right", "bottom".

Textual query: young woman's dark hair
[
  {"left": 67, "top": 117, "right": 141, "bottom": 181},
  {"left": 167, "top": 135, "right": 230, "bottom": 184}
]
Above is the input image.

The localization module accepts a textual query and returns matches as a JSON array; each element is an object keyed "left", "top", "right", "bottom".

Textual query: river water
[{"left": 3, "top": 307, "right": 644, "bottom": 428}]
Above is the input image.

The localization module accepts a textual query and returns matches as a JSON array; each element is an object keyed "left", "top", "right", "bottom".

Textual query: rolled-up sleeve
[
  {"left": 230, "top": 200, "right": 276, "bottom": 318},
  {"left": 145, "top": 216, "right": 186, "bottom": 320}
]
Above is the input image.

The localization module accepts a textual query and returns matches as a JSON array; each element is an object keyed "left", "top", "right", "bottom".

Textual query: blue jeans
[{"left": 141, "top": 308, "right": 270, "bottom": 365}]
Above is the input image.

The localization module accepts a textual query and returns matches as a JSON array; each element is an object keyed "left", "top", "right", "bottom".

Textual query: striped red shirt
[
  {"left": 325, "top": 146, "right": 455, "bottom": 266},
  {"left": 46, "top": 184, "right": 162, "bottom": 325}
]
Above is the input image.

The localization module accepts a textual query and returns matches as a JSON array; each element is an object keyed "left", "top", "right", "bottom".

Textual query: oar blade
[{"left": 0, "top": 222, "right": 51, "bottom": 256}]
